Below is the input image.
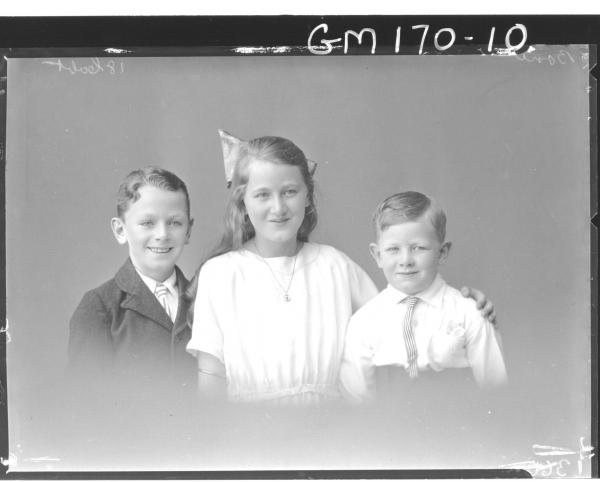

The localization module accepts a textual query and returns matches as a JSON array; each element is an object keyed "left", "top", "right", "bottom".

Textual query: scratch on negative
[
  {"left": 0, "top": 453, "right": 17, "bottom": 468},
  {"left": 25, "top": 457, "right": 61, "bottom": 462},
  {"left": 104, "top": 48, "right": 132, "bottom": 54},
  {"left": 1, "top": 320, "right": 10, "bottom": 343},
  {"left": 232, "top": 46, "right": 297, "bottom": 54},
  {"left": 491, "top": 45, "right": 535, "bottom": 56},
  {"left": 533, "top": 444, "right": 577, "bottom": 456},
  {"left": 492, "top": 48, "right": 520, "bottom": 56},
  {"left": 499, "top": 460, "right": 541, "bottom": 473}
]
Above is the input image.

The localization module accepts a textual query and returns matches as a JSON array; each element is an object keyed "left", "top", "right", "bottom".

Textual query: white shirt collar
[
  {"left": 136, "top": 269, "right": 178, "bottom": 296},
  {"left": 383, "top": 274, "right": 446, "bottom": 309}
]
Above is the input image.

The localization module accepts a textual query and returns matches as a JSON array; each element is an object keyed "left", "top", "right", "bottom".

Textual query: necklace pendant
[{"left": 284, "top": 294, "right": 291, "bottom": 302}]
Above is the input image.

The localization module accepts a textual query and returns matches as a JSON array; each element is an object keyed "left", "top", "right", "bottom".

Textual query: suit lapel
[
  {"left": 115, "top": 259, "right": 173, "bottom": 332},
  {"left": 172, "top": 267, "right": 191, "bottom": 338}
]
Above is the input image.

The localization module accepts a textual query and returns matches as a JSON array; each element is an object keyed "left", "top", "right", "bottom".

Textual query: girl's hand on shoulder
[{"left": 460, "top": 286, "right": 497, "bottom": 326}]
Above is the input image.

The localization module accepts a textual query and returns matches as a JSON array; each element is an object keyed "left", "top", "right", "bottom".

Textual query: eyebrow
[
  {"left": 249, "top": 182, "right": 302, "bottom": 191},
  {"left": 248, "top": 186, "right": 270, "bottom": 193},
  {"left": 136, "top": 209, "right": 187, "bottom": 217}
]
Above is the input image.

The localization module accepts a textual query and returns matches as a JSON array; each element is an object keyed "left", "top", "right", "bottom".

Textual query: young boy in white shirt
[{"left": 339, "top": 191, "right": 507, "bottom": 403}]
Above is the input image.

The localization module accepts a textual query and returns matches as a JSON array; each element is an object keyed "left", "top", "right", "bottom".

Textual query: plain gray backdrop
[{"left": 5, "top": 47, "right": 592, "bottom": 471}]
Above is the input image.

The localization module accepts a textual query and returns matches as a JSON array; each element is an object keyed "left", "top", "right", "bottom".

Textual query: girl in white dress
[{"left": 186, "top": 131, "right": 494, "bottom": 405}]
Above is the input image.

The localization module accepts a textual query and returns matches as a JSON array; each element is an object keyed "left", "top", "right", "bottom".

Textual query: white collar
[
  {"left": 384, "top": 274, "right": 446, "bottom": 309},
  {"left": 137, "top": 269, "right": 178, "bottom": 296}
]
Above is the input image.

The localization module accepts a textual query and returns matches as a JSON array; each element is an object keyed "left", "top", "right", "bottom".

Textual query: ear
[
  {"left": 438, "top": 241, "right": 452, "bottom": 265},
  {"left": 369, "top": 242, "right": 383, "bottom": 268},
  {"left": 110, "top": 217, "right": 128, "bottom": 245},
  {"left": 185, "top": 218, "right": 194, "bottom": 244}
]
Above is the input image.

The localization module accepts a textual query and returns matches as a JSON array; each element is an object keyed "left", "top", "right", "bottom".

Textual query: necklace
[{"left": 253, "top": 240, "right": 299, "bottom": 302}]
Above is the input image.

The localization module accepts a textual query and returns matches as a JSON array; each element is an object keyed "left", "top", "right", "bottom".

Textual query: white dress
[{"left": 186, "top": 242, "right": 378, "bottom": 404}]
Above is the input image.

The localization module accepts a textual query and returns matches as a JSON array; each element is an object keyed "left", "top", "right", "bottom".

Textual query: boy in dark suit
[{"left": 68, "top": 167, "right": 196, "bottom": 393}]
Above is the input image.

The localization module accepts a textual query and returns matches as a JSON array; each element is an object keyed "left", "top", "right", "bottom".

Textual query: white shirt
[
  {"left": 137, "top": 269, "right": 179, "bottom": 323},
  {"left": 186, "top": 243, "right": 378, "bottom": 404},
  {"left": 339, "top": 275, "right": 507, "bottom": 402}
]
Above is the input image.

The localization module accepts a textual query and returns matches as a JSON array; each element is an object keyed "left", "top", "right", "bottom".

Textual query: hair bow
[
  {"left": 218, "top": 129, "right": 244, "bottom": 189},
  {"left": 218, "top": 129, "right": 318, "bottom": 189},
  {"left": 307, "top": 159, "right": 317, "bottom": 177}
]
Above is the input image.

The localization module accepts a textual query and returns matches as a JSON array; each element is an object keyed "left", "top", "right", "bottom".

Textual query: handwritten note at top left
[{"left": 42, "top": 58, "right": 125, "bottom": 76}]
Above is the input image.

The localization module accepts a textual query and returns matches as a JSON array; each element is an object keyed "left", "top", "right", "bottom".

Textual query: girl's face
[{"left": 243, "top": 158, "right": 308, "bottom": 257}]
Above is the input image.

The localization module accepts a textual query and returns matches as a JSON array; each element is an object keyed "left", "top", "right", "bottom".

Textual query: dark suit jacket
[{"left": 68, "top": 258, "right": 196, "bottom": 393}]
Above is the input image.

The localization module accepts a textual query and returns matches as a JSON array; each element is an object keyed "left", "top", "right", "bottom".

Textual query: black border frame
[{"left": 0, "top": 15, "right": 597, "bottom": 479}]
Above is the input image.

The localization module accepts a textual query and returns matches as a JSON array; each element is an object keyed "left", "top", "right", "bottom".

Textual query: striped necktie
[
  {"left": 155, "top": 282, "right": 172, "bottom": 321},
  {"left": 403, "top": 296, "right": 419, "bottom": 379}
]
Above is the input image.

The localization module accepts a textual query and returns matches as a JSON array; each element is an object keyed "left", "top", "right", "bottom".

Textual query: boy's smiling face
[
  {"left": 370, "top": 215, "right": 450, "bottom": 295},
  {"left": 111, "top": 185, "right": 192, "bottom": 282}
]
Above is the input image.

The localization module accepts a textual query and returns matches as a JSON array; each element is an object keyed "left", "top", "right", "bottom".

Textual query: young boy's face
[
  {"left": 370, "top": 215, "right": 450, "bottom": 295},
  {"left": 111, "top": 185, "right": 192, "bottom": 282}
]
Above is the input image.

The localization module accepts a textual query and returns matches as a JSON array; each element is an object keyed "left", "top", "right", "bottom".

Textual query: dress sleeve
[
  {"left": 344, "top": 254, "right": 379, "bottom": 313},
  {"left": 339, "top": 312, "right": 376, "bottom": 403},
  {"left": 186, "top": 260, "right": 225, "bottom": 363},
  {"left": 68, "top": 290, "right": 113, "bottom": 375},
  {"left": 464, "top": 302, "right": 508, "bottom": 388}
]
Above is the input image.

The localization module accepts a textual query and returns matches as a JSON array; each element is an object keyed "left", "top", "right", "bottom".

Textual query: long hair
[{"left": 185, "top": 136, "right": 318, "bottom": 304}]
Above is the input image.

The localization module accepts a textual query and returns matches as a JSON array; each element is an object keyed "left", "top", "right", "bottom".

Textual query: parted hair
[
  {"left": 372, "top": 191, "right": 446, "bottom": 242},
  {"left": 116, "top": 166, "right": 191, "bottom": 218}
]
